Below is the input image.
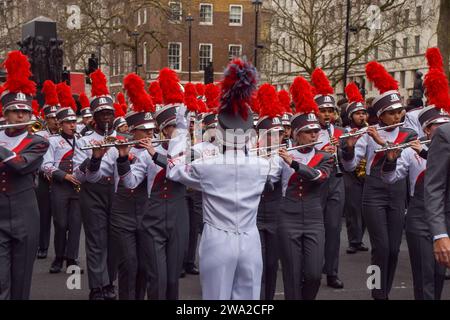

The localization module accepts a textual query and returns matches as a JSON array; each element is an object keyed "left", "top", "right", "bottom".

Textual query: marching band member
[
  {"left": 254, "top": 83, "right": 285, "bottom": 300},
  {"left": 117, "top": 68, "right": 189, "bottom": 300},
  {"left": 277, "top": 76, "right": 333, "bottom": 300},
  {"left": 382, "top": 48, "right": 449, "bottom": 299},
  {"left": 311, "top": 68, "right": 345, "bottom": 289},
  {"left": 103, "top": 73, "right": 155, "bottom": 300},
  {"left": 343, "top": 83, "right": 369, "bottom": 254},
  {"left": 166, "top": 59, "right": 277, "bottom": 300},
  {"left": 41, "top": 84, "right": 82, "bottom": 274},
  {"left": 0, "top": 51, "right": 49, "bottom": 299},
  {"left": 73, "top": 69, "right": 118, "bottom": 300},
  {"left": 342, "top": 61, "right": 417, "bottom": 300},
  {"left": 35, "top": 80, "right": 61, "bottom": 259}
]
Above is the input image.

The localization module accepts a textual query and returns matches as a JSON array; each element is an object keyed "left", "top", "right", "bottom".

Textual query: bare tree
[
  {"left": 437, "top": 0, "right": 450, "bottom": 78},
  {"left": 261, "top": 0, "right": 436, "bottom": 86}
]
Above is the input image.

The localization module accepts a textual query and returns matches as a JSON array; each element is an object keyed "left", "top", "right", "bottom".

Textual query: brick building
[{"left": 108, "top": 0, "right": 258, "bottom": 93}]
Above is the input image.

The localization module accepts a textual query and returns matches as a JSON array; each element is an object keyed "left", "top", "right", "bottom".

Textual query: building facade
[{"left": 108, "top": 0, "right": 258, "bottom": 93}]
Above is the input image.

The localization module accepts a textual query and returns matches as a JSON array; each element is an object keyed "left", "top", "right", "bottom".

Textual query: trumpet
[
  {"left": 80, "top": 138, "right": 170, "bottom": 151},
  {"left": 339, "top": 122, "right": 405, "bottom": 139},
  {"left": 0, "top": 121, "right": 42, "bottom": 131},
  {"left": 374, "top": 139, "right": 431, "bottom": 154}
]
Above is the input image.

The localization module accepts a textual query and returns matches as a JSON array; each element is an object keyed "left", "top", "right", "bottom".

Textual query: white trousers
[{"left": 199, "top": 224, "right": 263, "bottom": 300}]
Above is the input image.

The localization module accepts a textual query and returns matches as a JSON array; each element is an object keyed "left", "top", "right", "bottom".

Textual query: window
[
  {"left": 404, "top": 9, "right": 409, "bottom": 27},
  {"left": 391, "top": 40, "right": 396, "bottom": 58},
  {"left": 137, "top": 10, "right": 141, "bottom": 26},
  {"left": 229, "top": 5, "right": 243, "bottom": 26},
  {"left": 112, "top": 49, "right": 119, "bottom": 76},
  {"left": 329, "top": 53, "right": 333, "bottom": 67},
  {"left": 168, "top": 42, "right": 181, "bottom": 71},
  {"left": 199, "top": 44, "right": 212, "bottom": 71},
  {"left": 374, "top": 46, "right": 379, "bottom": 60},
  {"left": 403, "top": 37, "right": 408, "bottom": 56},
  {"left": 321, "top": 55, "right": 325, "bottom": 67},
  {"left": 199, "top": 3, "right": 213, "bottom": 25},
  {"left": 143, "top": 8, "right": 147, "bottom": 24},
  {"left": 124, "top": 51, "right": 133, "bottom": 73},
  {"left": 400, "top": 71, "right": 406, "bottom": 88},
  {"left": 169, "top": 1, "right": 182, "bottom": 22},
  {"left": 415, "top": 35, "right": 420, "bottom": 54},
  {"left": 228, "top": 44, "right": 242, "bottom": 60},
  {"left": 416, "top": 6, "right": 422, "bottom": 25}
]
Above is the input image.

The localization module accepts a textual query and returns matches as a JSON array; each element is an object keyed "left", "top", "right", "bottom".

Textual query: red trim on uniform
[
  {"left": 61, "top": 149, "right": 74, "bottom": 161},
  {"left": 416, "top": 170, "right": 425, "bottom": 186},
  {"left": 321, "top": 128, "right": 343, "bottom": 150},
  {"left": 307, "top": 153, "right": 324, "bottom": 168},
  {"left": 12, "top": 137, "right": 33, "bottom": 153}
]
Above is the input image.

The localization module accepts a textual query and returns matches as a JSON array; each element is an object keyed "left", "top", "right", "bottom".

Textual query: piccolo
[
  {"left": 339, "top": 122, "right": 405, "bottom": 139},
  {"left": 374, "top": 139, "right": 431, "bottom": 153},
  {"left": 80, "top": 139, "right": 170, "bottom": 151}
]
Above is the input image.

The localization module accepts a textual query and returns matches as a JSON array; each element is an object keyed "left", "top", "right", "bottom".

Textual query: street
[{"left": 30, "top": 220, "right": 450, "bottom": 300}]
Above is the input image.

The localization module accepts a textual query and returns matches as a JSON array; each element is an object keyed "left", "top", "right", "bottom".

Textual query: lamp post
[
  {"left": 186, "top": 14, "right": 194, "bottom": 82},
  {"left": 131, "top": 30, "right": 140, "bottom": 74},
  {"left": 343, "top": 0, "right": 358, "bottom": 91},
  {"left": 252, "top": 0, "right": 263, "bottom": 69}
]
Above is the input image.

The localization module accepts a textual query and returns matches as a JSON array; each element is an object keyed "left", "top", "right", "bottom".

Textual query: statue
[
  {"left": 413, "top": 71, "right": 424, "bottom": 99},
  {"left": 49, "top": 38, "right": 64, "bottom": 83},
  {"left": 33, "top": 36, "right": 49, "bottom": 87}
]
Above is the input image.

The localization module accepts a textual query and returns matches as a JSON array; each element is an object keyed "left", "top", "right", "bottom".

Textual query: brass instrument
[
  {"left": 374, "top": 139, "right": 431, "bottom": 154},
  {"left": 355, "top": 159, "right": 367, "bottom": 178},
  {"left": 339, "top": 122, "right": 405, "bottom": 140},
  {"left": 0, "top": 121, "right": 41, "bottom": 131},
  {"left": 80, "top": 138, "right": 170, "bottom": 151}
]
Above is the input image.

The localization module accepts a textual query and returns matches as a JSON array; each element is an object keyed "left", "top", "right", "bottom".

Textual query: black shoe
[
  {"left": 49, "top": 257, "right": 64, "bottom": 274},
  {"left": 102, "top": 285, "right": 117, "bottom": 300},
  {"left": 346, "top": 246, "right": 358, "bottom": 254},
  {"left": 356, "top": 244, "right": 369, "bottom": 252},
  {"left": 37, "top": 248, "right": 48, "bottom": 259},
  {"left": 89, "top": 288, "right": 104, "bottom": 300},
  {"left": 66, "top": 259, "right": 84, "bottom": 274},
  {"left": 185, "top": 265, "right": 200, "bottom": 275},
  {"left": 327, "top": 276, "right": 344, "bottom": 289},
  {"left": 180, "top": 269, "right": 186, "bottom": 278}
]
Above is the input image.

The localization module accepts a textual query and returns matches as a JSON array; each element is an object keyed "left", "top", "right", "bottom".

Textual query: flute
[
  {"left": 374, "top": 139, "right": 431, "bottom": 153},
  {"left": 339, "top": 122, "right": 404, "bottom": 139},
  {"left": 257, "top": 141, "right": 322, "bottom": 157}
]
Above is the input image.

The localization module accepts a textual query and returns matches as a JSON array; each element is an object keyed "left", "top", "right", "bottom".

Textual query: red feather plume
[
  {"left": 278, "top": 90, "right": 292, "bottom": 113},
  {"left": 250, "top": 93, "right": 260, "bottom": 114},
  {"left": 79, "top": 92, "right": 90, "bottom": 110},
  {"left": 257, "top": 83, "right": 284, "bottom": 119},
  {"left": 424, "top": 46, "right": 450, "bottom": 111},
  {"left": 345, "top": 82, "right": 364, "bottom": 104},
  {"left": 311, "top": 68, "right": 334, "bottom": 95},
  {"left": 123, "top": 73, "right": 154, "bottom": 113},
  {"left": 32, "top": 100, "right": 40, "bottom": 117},
  {"left": 197, "top": 100, "right": 207, "bottom": 113},
  {"left": 42, "top": 80, "right": 59, "bottom": 106},
  {"left": 2, "top": 50, "right": 36, "bottom": 95},
  {"left": 426, "top": 47, "right": 444, "bottom": 71},
  {"left": 56, "top": 82, "right": 77, "bottom": 111},
  {"left": 195, "top": 83, "right": 205, "bottom": 96},
  {"left": 184, "top": 83, "right": 199, "bottom": 112},
  {"left": 290, "top": 76, "right": 319, "bottom": 114},
  {"left": 158, "top": 68, "right": 184, "bottom": 104},
  {"left": 90, "top": 69, "right": 109, "bottom": 97},
  {"left": 114, "top": 103, "right": 126, "bottom": 118},
  {"left": 148, "top": 82, "right": 163, "bottom": 105},
  {"left": 365, "top": 61, "right": 398, "bottom": 94},
  {"left": 205, "top": 83, "right": 221, "bottom": 112},
  {"left": 116, "top": 92, "right": 126, "bottom": 105}
]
